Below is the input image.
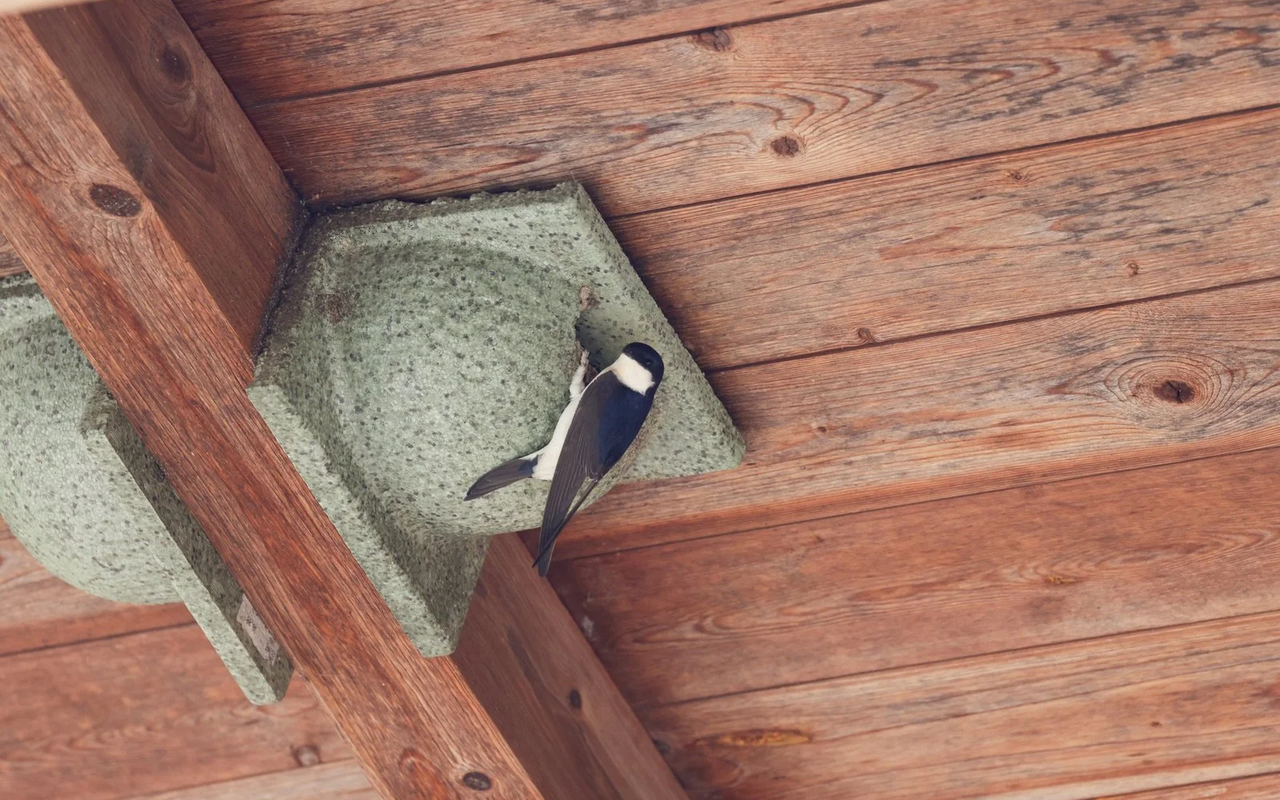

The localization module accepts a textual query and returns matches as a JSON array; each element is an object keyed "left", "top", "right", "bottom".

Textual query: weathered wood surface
[
  {"left": 1099, "top": 774, "right": 1280, "bottom": 800},
  {"left": 456, "top": 534, "right": 687, "bottom": 800},
  {"left": 646, "top": 613, "right": 1280, "bottom": 800},
  {"left": 0, "top": 233, "right": 24, "bottom": 277},
  {"left": 0, "top": 4, "right": 542, "bottom": 798},
  {"left": 0, "top": 626, "right": 351, "bottom": 800},
  {"left": 125, "top": 760, "right": 377, "bottom": 800},
  {"left": 0, "top": 0, "right": 91, "bottom": 14},
  {"left": 20, "top": 0, "right": 299, "bottom": 358},
  {"left": 253, "top": 0, "right": 1280, "bottom": 214},
  {"left": 174, "top": 0, "right": 847, "bottom": 105},
  {"left": 559, "top": 280, "right": 1280, "bottom": 558},
  {"left": 616, "top": 109, "right": 1280, "bottom": 369},
  {"left": 555, "top": 446, "right": 1280, "bottom": 705},
  {"left": 0, "top": 520, "right": 192, "bottom": 656},
  {"left": 0, "top": 527, "right": 682, "bottom": 800}
]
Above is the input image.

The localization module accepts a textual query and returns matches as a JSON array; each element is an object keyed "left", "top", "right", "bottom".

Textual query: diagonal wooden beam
[{"left": 0, "top": 2, "right": 684, "bottom": 799}]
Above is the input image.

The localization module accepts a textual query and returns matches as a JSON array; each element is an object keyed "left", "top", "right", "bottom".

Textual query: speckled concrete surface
[
  {"left": 0, "top": 274, "right": 175, "bottom": 603},
  {"left": 251, "top": 182, "right": 744, "bottom": 655},
  {"left": 85, "top": 390, "right": 293, "bottom": 704},
  {"left": 0, "top": 274, "right": 290, "bottom": 703}
]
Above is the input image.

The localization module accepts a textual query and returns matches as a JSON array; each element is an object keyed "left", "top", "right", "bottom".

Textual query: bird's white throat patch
[{"left": 612, "top": 353, "right": 656, "bottom": 394}]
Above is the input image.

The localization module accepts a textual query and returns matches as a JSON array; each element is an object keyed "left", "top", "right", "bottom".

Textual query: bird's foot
[{"left": 570, "top": 342, "right": 593, "bottom": 399}]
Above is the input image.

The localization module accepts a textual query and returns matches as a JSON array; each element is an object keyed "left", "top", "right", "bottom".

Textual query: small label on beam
[{"left": 236, "top": 594, "right": 282, "bottom": 664}]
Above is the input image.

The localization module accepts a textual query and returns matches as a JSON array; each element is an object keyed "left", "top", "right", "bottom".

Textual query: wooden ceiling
[{"left": 3, "top": 0, "right": 1280, "bottom": 798}]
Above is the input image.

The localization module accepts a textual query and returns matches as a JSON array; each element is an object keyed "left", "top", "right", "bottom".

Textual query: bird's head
[{"left": 620, "top": 342, "right": 664, "bottom": 390}]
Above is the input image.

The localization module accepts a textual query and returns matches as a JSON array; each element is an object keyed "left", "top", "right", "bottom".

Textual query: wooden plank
[
  {"left": 125, "top": 761, "right": 377, "bottom": 800},
  {"left": 456, "top": 534, "right": 687, "bottom": 800},
  {"left": 0, "top": 233, "right": 24, "bottom": 278},
  {"left": 0, "top": 4, "right": 543, "bottom": 799},
  {"left": 644, "top": 613, "right": 1280, "bottom": 800},
  {"left": 556, "top": 279, "right": 1280, "bottom": 559},
  {"left": 0, "top": 625, "right": 352, "bottom": 800},
  {"left": 554, "top": 446, "right": 1280, "bottom": 706},
  {"left": 173, "top": 0, "right": 850, "bottom": 105},
  {"left": 1097, "top": 774, "right": 1280, "bottom": 800},
  {"left": 615, "top": 109, "right": 1280, "bottom": 370},
  {"left": 141, "top": 766, "right": 1280, "bottom": 800},
  {"left": 0, "top": 519, "right": 193, "bottom": 656},
  {"left": 0, "top": 0, "right": 91, "bottom": 14},
  {"left": 253, "top": 0, "right": 1280, "bottom": 214}
]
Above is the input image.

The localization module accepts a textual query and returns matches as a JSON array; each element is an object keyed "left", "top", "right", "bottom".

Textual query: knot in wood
[
  {"left": 567, "top": 688, "right": 583, "bottom": 709},
  {"left": 692, "top": 27, "right": 733, "bottom": 52},
  {"left": 160, "top": 45, "right": 189, "bottom": 84},
  {"left": 1154, "top": 379, "right": 1196, "bottom": 404},
  {"left": 771, "top": 136, "right": 802, "bottom": 157},
  {"left": 89, "top": 184, "right": 142, "bottom": 217},
  {"left": 1106, "top": 354, "right": 1230, "bottom": 425}
]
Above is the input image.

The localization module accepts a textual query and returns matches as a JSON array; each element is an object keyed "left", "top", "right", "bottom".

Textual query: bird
[{"left": 465, "top": 342, "right": 665, "bottom": 575}]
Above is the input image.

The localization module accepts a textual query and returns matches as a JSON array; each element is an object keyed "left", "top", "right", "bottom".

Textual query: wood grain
[
  {"left": 253, "top": 0, "right": 1280, "bottom": 214},
  {"left": 0, "top": 519, "right": 193, "bottom": 656},
  {"left": 125, "top": 760, "right": 377, "bottom": 800},
  {"left": 616, "top": 109, "right": 1280, "bottom": 369},
  {"left": 1098, "top": 774, "right": 1280, "bottom": 800},
  {"left": 0, "top": 6, "right": 687, "bottom": 798},
  {"left": 557, "top": 279, "right": 1280, "bottom": 558},
  {"left": 0, "top": 5, "right": 541, "bottom": 798},
  {"left": 456, "top": 534, "right": 687, "bottom": 800},
  {"left": 0, "top": 532, "right": 682, "bottom": 800},
  {"left": 173, "top": 0, "right": 850, "bottom": 105},
  {"left": 0, "top": 0, "right": 93, "bottom": 13},
  {"left": 0, "top": 233, "right": 24, "bottom": 278},
  {"left": 1100, "top": 773, "right": 1280, "bottom": 798},
  {"left": 555, "top": 446, "right": 1280, "bottom": 706},
  {"left": 645, "top": 613, "right": 1280, "bottom": 800},
  {"left": 0, "top": 626, "right": 351, "bottom": 800},
  {"left": 21, "top": 0, "right": 300, "bottom": 358}
]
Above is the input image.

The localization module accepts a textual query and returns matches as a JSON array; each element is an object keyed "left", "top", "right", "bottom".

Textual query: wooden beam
[
  {"left": 458, "top": 535, "right": 687, "bottom": 800},
  {"left": 0, "top": 3, "right": 681, "bottom": 799},
  {"left": 16, "top": 0, "right": 301, "bottom": 360}
]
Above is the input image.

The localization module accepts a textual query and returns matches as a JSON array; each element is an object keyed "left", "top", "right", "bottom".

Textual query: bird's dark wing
[
  {"left": 533, "top": 376, "right": 610, "bottom": 574},
  {"left": 533, "top": 372, "right": 654, "bottom": 575}
]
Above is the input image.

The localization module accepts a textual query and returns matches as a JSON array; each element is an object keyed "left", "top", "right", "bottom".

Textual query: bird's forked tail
[{"left": 464, "top": 455, "right": 536, "bottom": 500}]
